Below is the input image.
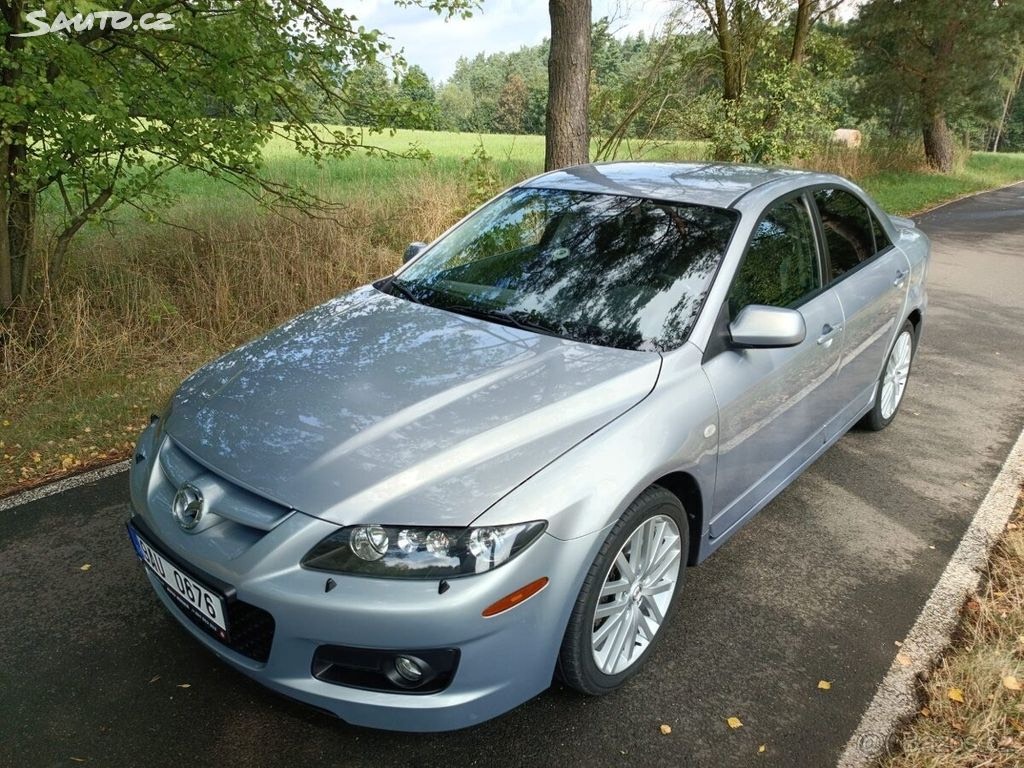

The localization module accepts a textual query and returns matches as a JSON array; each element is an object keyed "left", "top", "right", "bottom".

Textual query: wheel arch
[
  {"left": 907, "top": 307, "right": 923, "bottom": 342},
  {"left": 650, "top": 471, "right": 704, "bottom": 566}
]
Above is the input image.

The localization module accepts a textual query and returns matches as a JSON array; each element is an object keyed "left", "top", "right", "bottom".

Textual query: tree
[
  {"left": 545, "top": 0, "right": 591, "bottom": 170},
  {"left": 495, "top": 74, "right": 529, "bottom": 134},
  {"left": 685, "top": 1, "right": 841, "bottom": 99},
  {"left": 343, "top": 61, "right": 399, "bottom": 127},
  {"left": 397, "top": 64, "right": 439, "bottom": 129},
  {"left": 0, "top": 0, "right": 474, "bottom": 314},
  {"left": 437, "top": 44, "right": 548, "bottom": 134},
  {"left": 681, "top": 1, "right": 842, "bottom": 160},
  {"left": 688, "top": 0, "right": 778, "bottom": 103},
  {"left": 851, "top": 0, "right": 1024, "bottom": 172},
  {"left": 997, "top": 66, "right": 1024, "bottom": 152}
]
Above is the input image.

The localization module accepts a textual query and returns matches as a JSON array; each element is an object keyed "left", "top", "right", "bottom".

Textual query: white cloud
[{"left": 333, "top": 0, "right": 677, "bottom": 81}]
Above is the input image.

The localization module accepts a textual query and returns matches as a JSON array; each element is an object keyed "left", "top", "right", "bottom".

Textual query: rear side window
[
  {"left": 814, "top": 188, "right": 883, "bottom": 279},
  {"left": 871, "top": 213, "right": 893, "bottom": 252},
  {"left": 728, "top": 197, "right": 821, "bottom": 316}
]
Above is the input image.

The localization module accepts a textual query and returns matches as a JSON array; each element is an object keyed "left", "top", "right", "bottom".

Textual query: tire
[
  {"left": 861, "top": 319, "right": 916, "bottom": 432},
  {"left": 558, "top": 485, "right": 688, "bottom": 695}
]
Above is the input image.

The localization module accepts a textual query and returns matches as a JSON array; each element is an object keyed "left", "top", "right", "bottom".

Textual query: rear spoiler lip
[{"left": 890, "top": 214, "right": 917, "bottom": 230}]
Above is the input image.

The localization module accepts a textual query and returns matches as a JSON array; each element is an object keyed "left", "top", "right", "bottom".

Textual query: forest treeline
[{"left": 343, "top": 2, "right": 1024, "bottom": 166}]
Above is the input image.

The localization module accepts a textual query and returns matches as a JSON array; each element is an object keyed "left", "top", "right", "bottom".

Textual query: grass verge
[
  {"left": 1, "top": 136, "right": 1023, "bottom": 497},
  {"left": 879, "top": 490, "right": 1024, "bottom": 767}
]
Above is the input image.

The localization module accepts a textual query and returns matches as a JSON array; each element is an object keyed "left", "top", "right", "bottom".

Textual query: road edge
[
  {"left": 909, "top": 178, "right": 1024, "bottom": 218},
  {"left": 836, "top": 425, "right": 1024, "bottom": 767},
  {"left": 0, "top": 460, "right": 130, "bottom": 513}
]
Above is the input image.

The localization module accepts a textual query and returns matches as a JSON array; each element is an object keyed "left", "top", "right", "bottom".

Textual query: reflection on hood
[{"left": 166, "top": 286, "right": 662, "bottom": 527}]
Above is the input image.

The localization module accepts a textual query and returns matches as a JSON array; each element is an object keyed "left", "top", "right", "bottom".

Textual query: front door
[{"left": 703, "top": 193, "right": 844, "bottom": 540}]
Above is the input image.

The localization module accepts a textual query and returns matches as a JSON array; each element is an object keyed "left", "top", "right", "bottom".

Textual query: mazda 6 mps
[{"left": 126, "top": 162, "right": 929, "bottom": 731}]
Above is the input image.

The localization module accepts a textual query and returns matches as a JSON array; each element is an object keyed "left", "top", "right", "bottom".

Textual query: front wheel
[
  {"left": 862, "top": 319, "right": 916, "bottom": 431},
  {"left": 558, "top": 485, "right": 688, "bottom": 695}
]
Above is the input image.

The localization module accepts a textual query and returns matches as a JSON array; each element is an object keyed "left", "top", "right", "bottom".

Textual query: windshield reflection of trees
[{"left": 399, "top": 189, "right": 737, "bottom": 352}]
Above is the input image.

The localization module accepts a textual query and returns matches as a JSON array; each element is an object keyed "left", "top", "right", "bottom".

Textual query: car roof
[{"left": 520, "top": 161, "right": 843, "bottom": 210}]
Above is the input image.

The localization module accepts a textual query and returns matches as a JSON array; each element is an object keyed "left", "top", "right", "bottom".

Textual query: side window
[
  {"left": 728, "top": 197, "right": 821, "bottom": 316},
  {"left": 814, "top": 188, "right": 879, "bottom": 280},
  {"left": 871, "top": 212, "right": 893, "bottom": 252}
]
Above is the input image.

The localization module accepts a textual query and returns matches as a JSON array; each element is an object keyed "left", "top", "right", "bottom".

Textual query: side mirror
[
  {"left": 729, "top": 305, "right": 806, "bottom": 349},
  {"left": 403, "top": 241, "right": 428, "bottom": 264}
]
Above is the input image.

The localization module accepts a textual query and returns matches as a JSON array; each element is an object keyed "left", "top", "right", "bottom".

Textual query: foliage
[
  {"left": 439, "top": 44, "right": 549, "bottom": 134},
  {"left": 697, "top": 24, "right": 850, "bottom": 163},
  {"left": 397, "top": 65, "right": 440, "bottom": 130},
  {"left": 433, "top": 18, "right": 678, "bottom": 140},
  {"left": 1002, "top": 79, "right": 1024, "bottom": 152},
  {"left": 669, "top": 1, "right": 853, "bottom": 163},
  {"left": 494, "top": 74, "right": 530, "bottom": 134},
  {"left": 0, "top": 0, "right": 475, "bottom": 310},
  {"left": 849, "top": 0, "right": 1024, "bottom": 169}
]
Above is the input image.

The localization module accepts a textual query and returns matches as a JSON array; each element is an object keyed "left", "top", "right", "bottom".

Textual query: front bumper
[{"left": 127, "top": 431, "right": 603, "bottom": 731}]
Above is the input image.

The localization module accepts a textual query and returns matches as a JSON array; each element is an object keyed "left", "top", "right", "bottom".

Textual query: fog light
[
  {"left": 312, "top": 645, "right": 459, "bottom": 693},
  {"left": 394, "top": 655, "right": 425, "bottom": 683}
]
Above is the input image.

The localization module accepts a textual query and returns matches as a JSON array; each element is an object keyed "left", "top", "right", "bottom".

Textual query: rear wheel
[
  {"left": 558, "top": 485, "right": 688, "bottom": 695},
  {"left": 862, "top": 319, "right": 915, "bottom": 431}
]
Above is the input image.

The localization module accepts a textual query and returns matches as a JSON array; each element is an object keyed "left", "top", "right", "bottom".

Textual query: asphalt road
[{"left": 2, "top": 184, "right": 1023, "bottom": 768}]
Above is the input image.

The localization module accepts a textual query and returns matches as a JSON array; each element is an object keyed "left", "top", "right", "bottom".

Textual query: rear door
[
  {"left": 703, "top": 192, "right": 845, "bottom": 540},
  {"left": 811, "top": 188, "right": 911, "bottom": 432}
]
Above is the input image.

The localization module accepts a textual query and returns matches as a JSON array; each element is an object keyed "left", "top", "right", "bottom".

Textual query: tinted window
[
  {"left": 871, "top": 212, "right": 893, "bottom": 252},
  {"left": 391, "top": 188, "right": 738, "bottom": 352},
  {"left": 728, "top": 197, "right": 820, "bottom": 316},
  {"left": 814, "top": 188, "right": 878, "bottom": 279}
]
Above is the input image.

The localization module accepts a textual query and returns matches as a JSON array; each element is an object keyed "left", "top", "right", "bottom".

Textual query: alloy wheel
[
  {"left": 590, "top": 514, "right": 682, "bottom": 675},
  {"left": 880, "top": 330, "right": 913, "bottom": 420}
]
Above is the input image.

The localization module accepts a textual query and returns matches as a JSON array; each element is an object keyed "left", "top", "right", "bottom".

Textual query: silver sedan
[{"left": 126, "top": 162, "right": 929, "bottom": 731}]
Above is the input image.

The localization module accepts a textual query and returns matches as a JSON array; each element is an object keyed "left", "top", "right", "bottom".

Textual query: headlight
[{"left": 301, "top": 521, "right": 546, "bottom": 579}]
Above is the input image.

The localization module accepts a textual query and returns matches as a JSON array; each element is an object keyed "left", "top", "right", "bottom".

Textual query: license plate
[{"left": 128, "top": 526, "right": 229, "bottom": 633}]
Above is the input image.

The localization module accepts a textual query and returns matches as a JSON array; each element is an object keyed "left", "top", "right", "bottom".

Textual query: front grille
[
  {"left": 159, "top": 438, "right": 293, "bottom": 533},
  {"left": 163, "top": 585, "right": 276, "bottom": 663}
]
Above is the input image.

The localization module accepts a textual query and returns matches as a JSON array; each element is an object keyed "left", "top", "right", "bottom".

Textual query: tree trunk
[
  {"left": 922, "top": 107, "right": 955, "bottom": 172},
  {"left": 0, "top": 148, "right": 11, "bottom": 312},
  {"left": 992, "top": 60, "right": 1024, "bottom": 152},
  {"left": 712, "top": 0, "right": 742, "bottom": 102},
  {"left": 7, "top": 144, "right": 33, "bottom": 297},
  {"left": 545, "top": 0, "right": 591, "bottom": 171},
  {"left": 1, "top": 1, "right": 25, "bottom": 314},
  {"left": 790, "top": 0, "right": 813, "bottom": 67}
]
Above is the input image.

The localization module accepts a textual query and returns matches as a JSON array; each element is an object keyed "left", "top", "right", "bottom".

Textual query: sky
[{"left": 334, "top": 0, "right": 678, "bottom": 82}]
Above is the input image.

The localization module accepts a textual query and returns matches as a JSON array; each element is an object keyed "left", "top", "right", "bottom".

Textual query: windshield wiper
[
  {"left": 444, "top": 304, "right": 562, "bottom": 339},
  {"left": 385, "top": 277, "right": 421, "bottom": 305}
]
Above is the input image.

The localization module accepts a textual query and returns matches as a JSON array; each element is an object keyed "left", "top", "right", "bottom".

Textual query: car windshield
[{"left": 387, "top": 187, "right": 738, "bottom": 352}]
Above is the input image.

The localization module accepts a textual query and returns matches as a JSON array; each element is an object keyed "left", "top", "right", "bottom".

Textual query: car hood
[{"left": 164, "top": 286, "right": 661, "bottom": 527}]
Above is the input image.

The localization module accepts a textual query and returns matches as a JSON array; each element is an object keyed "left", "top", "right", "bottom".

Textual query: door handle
[
  {"left": 894, "top": 269, "right": 908, "bottom": 287},
  {"left": 816, "top": 323, "right": 843, "bottom": 346}
]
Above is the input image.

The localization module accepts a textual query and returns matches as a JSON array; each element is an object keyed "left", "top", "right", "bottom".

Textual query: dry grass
[
  {"left": 0, "top": 171, "right": 485, "bottom": 493},
  {"left": 881, "top": 492, "right": 1024, "bottom": 767},
  {"left": 798, "top": 136, "right": 937, "bottom": 179}
]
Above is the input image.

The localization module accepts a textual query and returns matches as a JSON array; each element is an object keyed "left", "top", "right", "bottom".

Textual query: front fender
[{"left": 472, "top": 342, "right": 719, "bottom": 549}]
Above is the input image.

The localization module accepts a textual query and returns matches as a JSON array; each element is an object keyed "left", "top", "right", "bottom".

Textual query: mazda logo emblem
[{"left": 172, "top": 483, "right": 206, "bottom": 531}]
